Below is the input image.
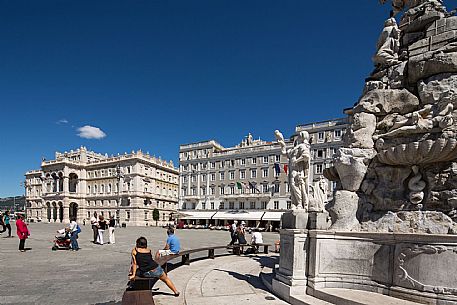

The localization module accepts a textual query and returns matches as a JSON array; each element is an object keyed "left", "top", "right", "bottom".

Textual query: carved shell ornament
[{"left": 377, "top": 138, "right": 457, "bottom": 165}]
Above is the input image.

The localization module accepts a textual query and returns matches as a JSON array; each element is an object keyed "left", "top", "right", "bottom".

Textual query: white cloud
[
  {"left": 77, "top": 125, "right": 107, "bottom": 139},
  {"left": 56, "top": 119, "right": 69, "bottom": 124}
]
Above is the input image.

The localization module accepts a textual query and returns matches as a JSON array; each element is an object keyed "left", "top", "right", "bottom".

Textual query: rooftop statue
[{"left": 373, "top": 17, "right": 401, "bottom": 68}]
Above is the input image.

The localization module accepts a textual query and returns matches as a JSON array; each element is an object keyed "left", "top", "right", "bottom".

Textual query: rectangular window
[
  {"left": 239, "top": 202, "right": 245, "bottom": 209},
  {"left": 219, "top": 186, "right": 225, "bottom": 195},
  {"left": 263, "top": 156, "right": 268, "bottom": 164},
  {"left": 192, "top": 175, "right": 196, "bottom": 182},
  {"left": 318, "top": 132, "right": 325, "bottom": 141},
  {"left": 201, "top": 188, "right": 206, "bottom": 196},
  {"left": 210, "top": 187, "right": 215, "bottom": 195},
  {"left": 230, "top": 160, "right": 235, "bottom": 167},
  {"left": 317, "top": 149, "right": 324, "bottom": 158},
  {"left": 202, "top": 163, "right": 207, "bottom": 169},
  {"left": 229, "top": 202, "right": 234, "bottom": 209},
  {"left": 210, "top": 173, "right": 215, "bottom": 181},
  {"left": 230, "top": 186, "right": 235, "bottom": 194},
  {"left": 210, "top": 162, "right": 215, "bottom": 169},
  {"left": 229, "top": 171, "right": 235, "bottom": 180},
  {"left": 210, "top": 202, "right": 214, "bottom": 209},
  {"left": 250, "top": 202, "right": 255, "bottom": 209},
  {"left": 192, "top": 188, "right": 197, "bottom": 196},
  {"left": 252, "top": 157, "right": 257, "bottom": 164},
  {"left": 251, "top": 169, "right": 257, "bottom": 178},
  {"left": 220, "top": 172, "right": 225, "bottom": 180},
  {"left": 274, "top": 184, "right": 280, "bottom": 193},
  {"left": 316, "top": 164, "right": 323, "bottom": 174},
  {"left": 202, "top": 202, "right": 206, "bottom": 210},
  {"left": 275, "top": 155, "right": 280, "bottom": 162},
  {"left": 202, "top": 174, "right": 206, "bottom": 182},
  {"left": 126, "top": 210, "right": 131, "bottom": 220},
  {"left": 261, "top": 201, "right": 267, "bottom": 209},
  {"left": 240, "top": 170, "right": 246, "bottom": 179},
  {"left": 219, "top": 202, "right": 224, "bottom": 209},
  {"left": 274, "top": 201, "right": 279, "bottom": 209},
  {"left": 334, "top": 129, "right": 342, "bottom": 138},
  {"left": 263, "top": 184, "right": 269, "bottom": 193},
  {"left": 287, "top": 201, "right": 291, "bottom": 209},
  {"left": 262, "top": 168, "right": 268, "bottom": 178},
  {"left": 241, "top": 159, "right": 246, "bottom": 165},
  {"left": 144, "top": 211, "right": 148, "bottom": 220}
]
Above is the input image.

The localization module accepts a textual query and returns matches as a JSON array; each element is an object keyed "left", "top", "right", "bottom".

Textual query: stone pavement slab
[{"left": 153, "top": 254, "right": 287, "bottom": 305}]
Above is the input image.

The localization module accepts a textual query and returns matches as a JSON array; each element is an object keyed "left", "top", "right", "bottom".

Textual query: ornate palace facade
[
  {"left": 178, "top": 118, "right": 348, "bottom": 229},
  {"left": 25, "top": 147, "right": 179, "bottom": 226}
]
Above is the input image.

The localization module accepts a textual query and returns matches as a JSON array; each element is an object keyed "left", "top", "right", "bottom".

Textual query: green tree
[{"left": 153, "top": 208, "right": 160, "bottom": 226}]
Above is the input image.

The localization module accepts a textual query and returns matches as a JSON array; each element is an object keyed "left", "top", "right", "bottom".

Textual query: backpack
[{"left": 76, "top": 225, "right": 81, "bottom": 234}]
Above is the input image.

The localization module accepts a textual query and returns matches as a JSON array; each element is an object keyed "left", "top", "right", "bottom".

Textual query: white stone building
[
  {"left": 25, "top": 147, "right": 179, "bottom": 226},
  {"left": 178, "top": 118, "right": 349, "bottom": 229}
]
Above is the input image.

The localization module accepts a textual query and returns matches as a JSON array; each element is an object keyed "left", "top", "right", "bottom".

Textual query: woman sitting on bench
[{"left": 129, "top": 236, "right": 180, "bottom": 297}]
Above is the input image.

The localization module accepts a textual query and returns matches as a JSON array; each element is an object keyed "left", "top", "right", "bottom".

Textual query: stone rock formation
[{"left": 326, "top": 1, "right": 457, "bottom": 233}]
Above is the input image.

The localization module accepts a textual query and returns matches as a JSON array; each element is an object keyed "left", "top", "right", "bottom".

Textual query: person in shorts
[
  {"left": 156, "top": 226, "right": 180, "bottom": 258},
  {"left": 129, "top": 236, "right": 179, "bottom": 296}
]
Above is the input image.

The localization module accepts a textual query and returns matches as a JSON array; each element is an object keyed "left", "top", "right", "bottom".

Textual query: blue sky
[{"left": 0, "top": 0, "right": 398, "bottom": 196}]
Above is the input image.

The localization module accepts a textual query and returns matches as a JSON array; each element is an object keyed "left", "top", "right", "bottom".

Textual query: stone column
[
  {"left": 272, "top": 228, "right": 308, "bottom": 301},
  {"left": 63, "top": 176, "right": 69, "bottom": 194}
]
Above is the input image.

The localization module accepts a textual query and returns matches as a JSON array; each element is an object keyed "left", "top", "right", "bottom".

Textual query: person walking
[
  {"left": 16, "top": 213, "right": 30, "bottom": 252},
  {"left": 97, "top": 215, "right": 107, "bottom": 245},
  {"left": 228, "top": 220, "right": 238, "bottom": 245},
  {"left": 69, "top": 217, "right": 80, "bottom": 251},
  {"left": 4, "top": 211, "right": 12, "bottom": 237},
  {"left": 129, "top": 236, "right": 180, "bottom": 296},
  {"left": 0, "top": 211, "right": 5, "bottom": 234},
  {"left": 90, "top": 213, "right": 98, "bottom": 243},
  {"left": 108, "top": 216, "right": 115, "bottom": 244},
  {"left": 236, "top": 222, "right": 247, "bottom": 245}
]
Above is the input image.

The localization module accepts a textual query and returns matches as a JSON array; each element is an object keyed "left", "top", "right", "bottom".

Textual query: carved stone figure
[
  {"left": 380, "top": 0, "right": 446, "bottom": 16},
  {"left": 408, "top": 165, "right": 426, "bottom": 204},
  {"left": 373, "top": 17, "right": 401, "bottom": 68},
  {"left": 275, "top": 130, "right": 311, "bottom": 210}
]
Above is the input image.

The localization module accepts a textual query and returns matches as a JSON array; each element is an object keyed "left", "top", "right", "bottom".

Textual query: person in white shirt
[
  {"left": 90, "top": 213, "right": 98, "bottom": 243},
  {"left": 251, "top": 231, "right": 263, "bottom": 253},
  {"left": 69, "top": 217, "right": 79, "bottom": 251}
]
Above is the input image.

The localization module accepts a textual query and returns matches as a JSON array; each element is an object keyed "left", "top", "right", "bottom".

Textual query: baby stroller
[{"left": 52, "top": 228, "right": 71, "bottom": 251}]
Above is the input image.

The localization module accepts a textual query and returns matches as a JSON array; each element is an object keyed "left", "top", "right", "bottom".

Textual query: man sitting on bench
[
  {"left": 155, "top": 227, "right": 180, "bottom": 259},
  {"left": 250, "top": 231, "right": 263, "bottom": 254}
]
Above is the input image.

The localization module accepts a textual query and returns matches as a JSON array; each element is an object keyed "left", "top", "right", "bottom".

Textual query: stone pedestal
[
  {"left": 272, "top": 228, "right": 308, "bottom": 301},
  {"left": 308, "top": 211, "right": 330, "bottom": 230},
  {"left": 281, "top": 210, "right": 309, "bottom": 229}
]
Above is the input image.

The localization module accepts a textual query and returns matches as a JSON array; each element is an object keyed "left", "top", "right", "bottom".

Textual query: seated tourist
[
  {"left": 156, "top": 227, "right": 181, "bottom": 258},
  {"left": 129, "top": 236, "right": 180, "bottom": 296},
  {"left": 250, "top": 231, "right": 263, "bottom": 253}
]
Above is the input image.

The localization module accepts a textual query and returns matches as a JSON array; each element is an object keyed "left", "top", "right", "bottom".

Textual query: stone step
[
  {"left": 313, "top": 288, "right": 423, "bottom": 305},
  {"left": 290, "top": 294, "right": 334, "bottom": 305}
]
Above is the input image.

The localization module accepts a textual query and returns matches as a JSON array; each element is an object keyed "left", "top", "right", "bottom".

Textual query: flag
[
  {"left": 274, "top": 163, "right": 281, "bottom": 175},
  {"left": 283, "top": 164, "right": 288, "bottom": 174},
  {"left": 249, "top": 181, "right": 260, "bottom": 193},
  {"left": 236, "top": 182, "right": 242, "bottom": 189}
]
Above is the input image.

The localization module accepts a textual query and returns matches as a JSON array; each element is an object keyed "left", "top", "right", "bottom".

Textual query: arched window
[
  {"left": 101, "top": 184, "right": 105, "bottom": 193},
  {"left": 94, "top": 185, "right": 98, "bottom": 194},
  {"left": 88, "top": 185, "right": 91, "bottom": 194},
  {"left": 108, "top": 184, "right": 112, "bottom": 193}
]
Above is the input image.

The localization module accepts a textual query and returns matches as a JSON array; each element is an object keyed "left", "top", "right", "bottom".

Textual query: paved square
[{"left": 0, "top": 223, "right": 280, "bottom": 305}]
